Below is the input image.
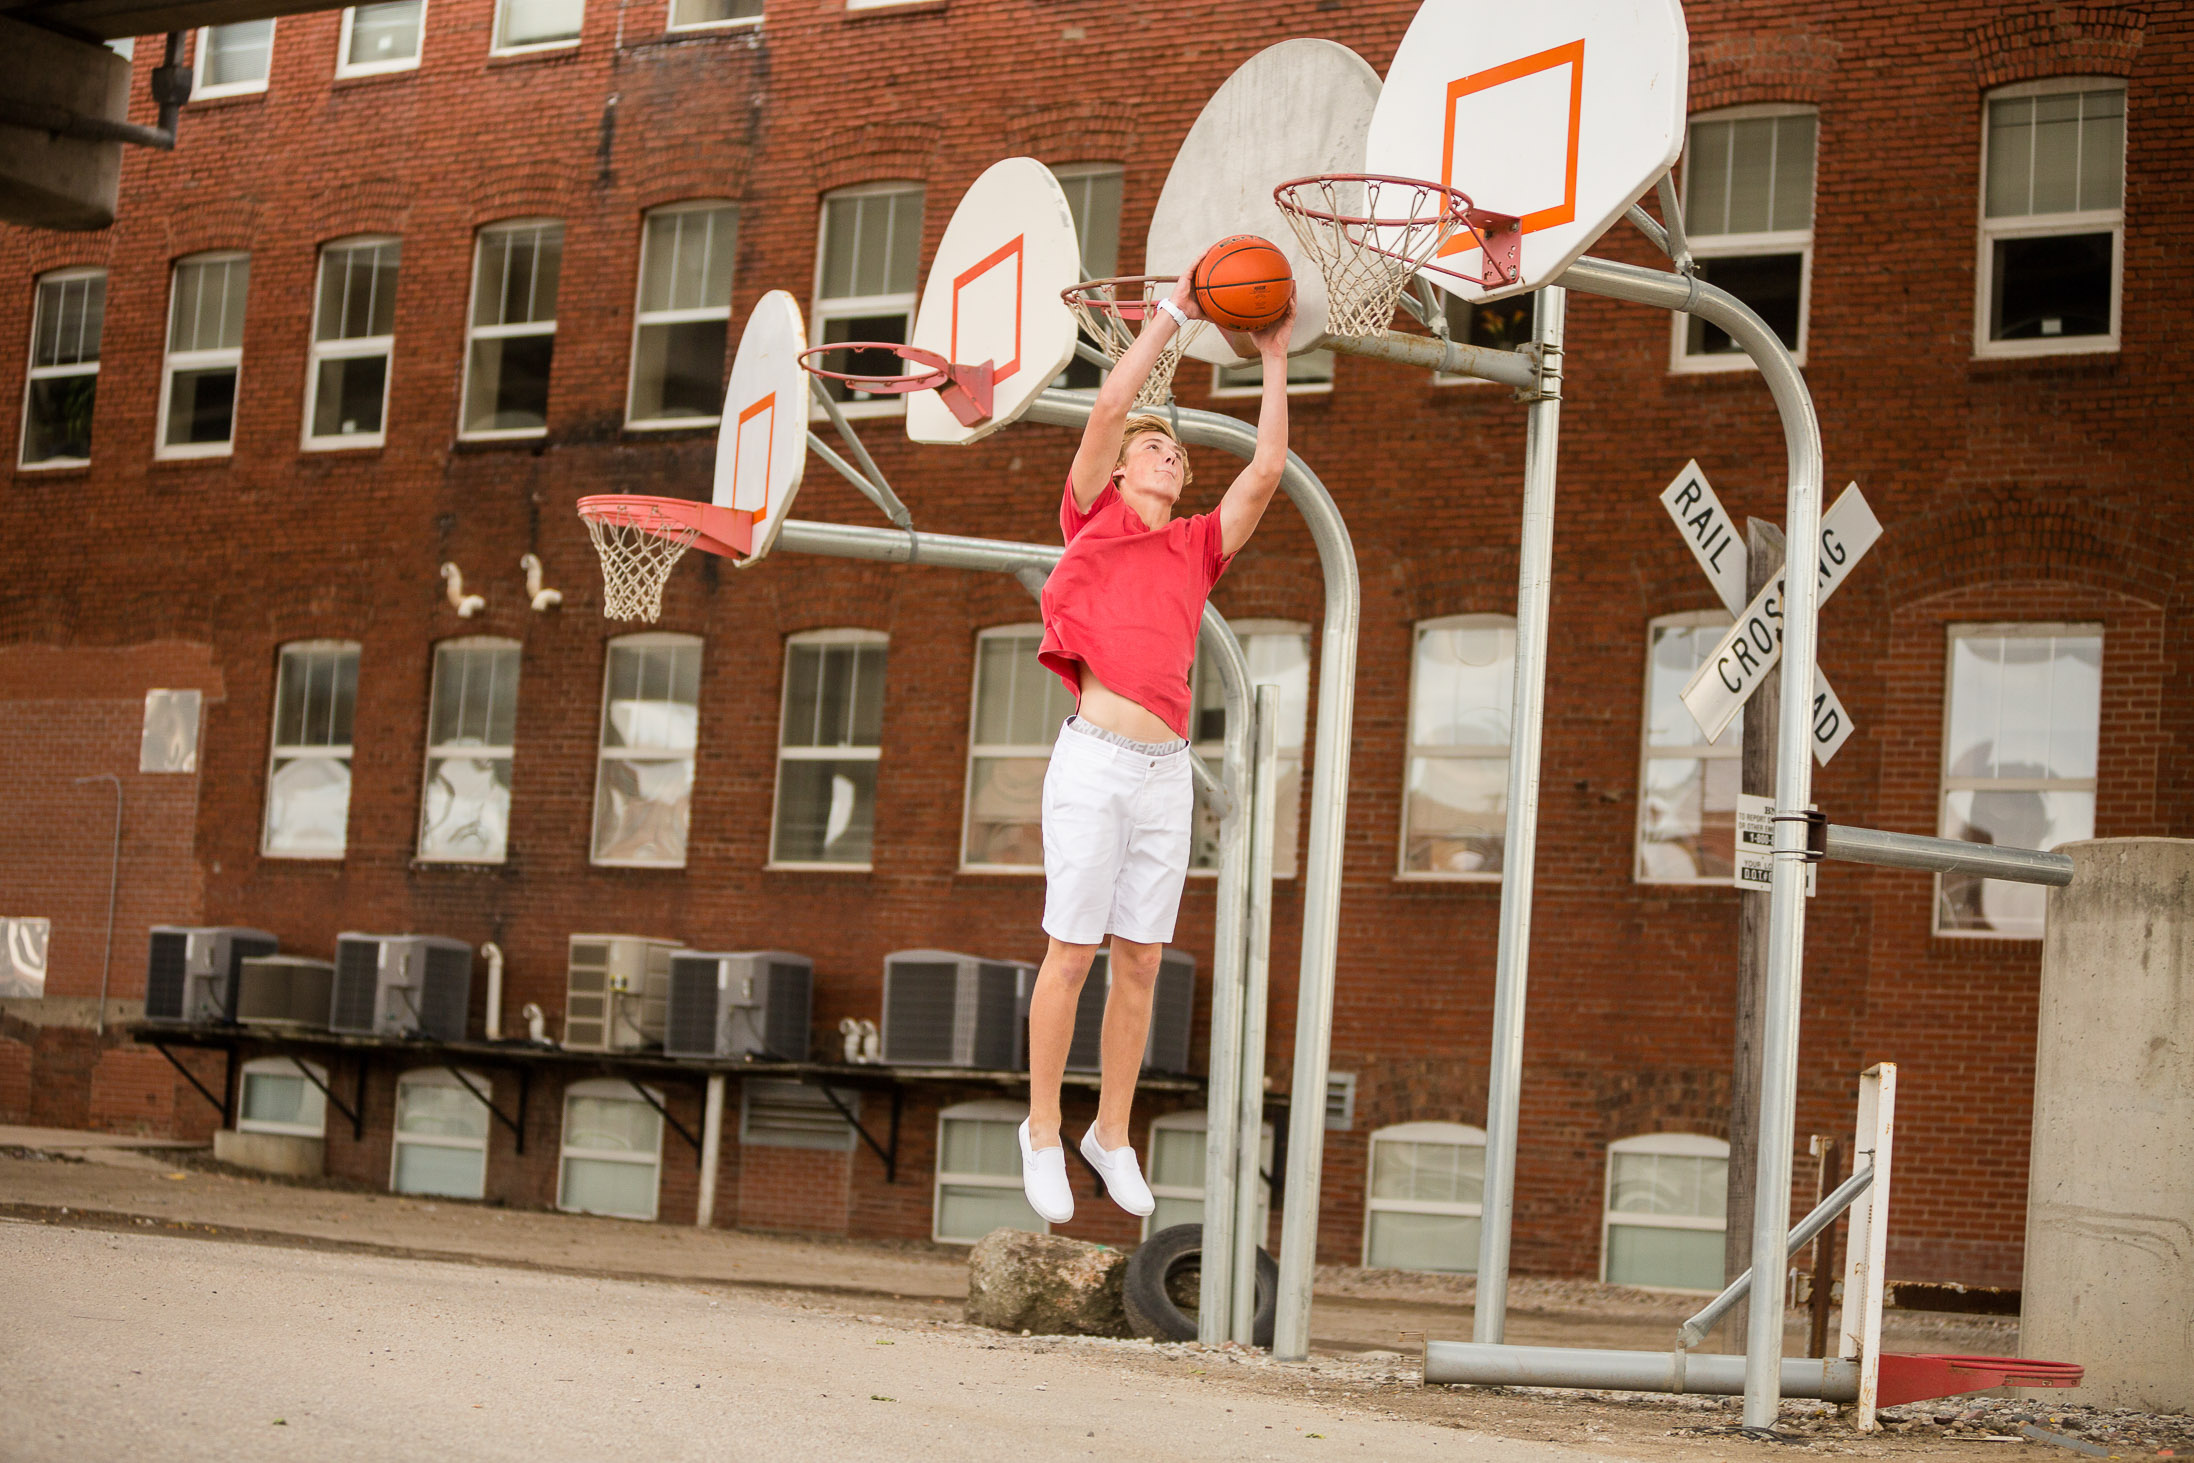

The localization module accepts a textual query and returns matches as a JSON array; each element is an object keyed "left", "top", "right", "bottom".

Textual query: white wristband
[{"left": 1155, "top": 297, "right": 1189, "bottom": 330}]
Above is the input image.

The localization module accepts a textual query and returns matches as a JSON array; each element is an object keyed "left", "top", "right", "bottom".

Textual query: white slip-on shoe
[
  {"left": 1019, "top": 1119, "right": 1074, "bottom": 1224},
  {"left": 1079, "top": 1127, "right": 1155, "bottom": 1217}
]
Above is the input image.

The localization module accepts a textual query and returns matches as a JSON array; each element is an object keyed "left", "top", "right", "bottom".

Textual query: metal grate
[
  {"left": 762, "top": 959, "right": 811, "bottom": 1061},
  {"left": 882, "top": 959, "right": 960, "bottom": 1064},
  {"left": 144, "top": 930, "right": 188, "bottom": 1020},
  {"left": 664, "top": 955, "right": 723, "bottom": 1057},
  {"left": 1145, "top": 949, "right": 1197, "bottom": 1075},
  {"left": 418, "top": 942, "right": 472, "bottom": 1041},
  {"left": 739, "top": 1079, "right": 855, "bottom": 1150},
  {"left": 330, "top": 938, "right": 381, "bottom": 1033},
  {"left": 972, "top": 962, "right": 1023, "bottom": 1071}
]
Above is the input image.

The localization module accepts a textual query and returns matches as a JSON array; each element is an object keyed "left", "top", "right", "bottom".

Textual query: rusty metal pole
[{"left": 1808, "top": 1135, "right": 1842, "bottom": 1359}]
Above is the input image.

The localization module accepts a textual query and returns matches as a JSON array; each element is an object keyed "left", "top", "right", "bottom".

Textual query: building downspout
[{"left": 480, "top": 942, "right": 505, "bottom": 1040}]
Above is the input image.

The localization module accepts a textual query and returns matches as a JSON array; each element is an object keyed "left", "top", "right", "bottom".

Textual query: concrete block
[
  {"left": 213, "top": 1128, "right": 325, "bottom": 1179},
  {"left": 0, "top": 17, "right": 129, "bottom": 231}
]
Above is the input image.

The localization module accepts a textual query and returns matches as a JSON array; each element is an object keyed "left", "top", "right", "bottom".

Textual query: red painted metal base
[{"left": 1876, "top": 1354, "right": 2084, "bottom": 1408}]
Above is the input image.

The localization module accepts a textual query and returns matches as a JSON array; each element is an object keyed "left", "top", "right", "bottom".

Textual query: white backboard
[
  {"left": 713, "top": 289, "right": 809, "bottom": 561},
  {"left": 908, "top": 157, "right": 1082, "bottom": 445},
  {"left": 1367, "top": 0, "right": 1688, "bottom": 302},
  {"left": 1147, "top": 38, "right": 1382, "bottom": 364}
]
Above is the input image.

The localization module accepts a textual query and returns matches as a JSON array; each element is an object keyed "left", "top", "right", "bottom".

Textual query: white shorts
[{"left": 1041, "top": 717, "right": 1194, "bottom": 946}]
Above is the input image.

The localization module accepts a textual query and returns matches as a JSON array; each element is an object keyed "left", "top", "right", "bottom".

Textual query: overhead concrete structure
[{"left": 2024, "top": 838, "right": 2194, "bottom": 1413}]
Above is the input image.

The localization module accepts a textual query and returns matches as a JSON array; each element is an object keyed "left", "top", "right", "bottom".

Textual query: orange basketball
[{"left": 1190, "top": 234, "right": 1294, "bottom": 333}]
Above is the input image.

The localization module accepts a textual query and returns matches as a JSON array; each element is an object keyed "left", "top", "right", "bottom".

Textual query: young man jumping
[{"left": 1019, "top": 274, "right": 1296, "bottom": 1223}]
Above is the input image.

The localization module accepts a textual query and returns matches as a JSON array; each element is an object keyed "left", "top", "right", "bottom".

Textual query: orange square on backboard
[
  {"left": 1438, "top": 39, "right": 1585, "bottom": 258},
  {"left": 951, "top": 235, "right": 1025, "bottom": 383},
  {"left": 732, "top": 392, "right": 775, "bottom": 522}
]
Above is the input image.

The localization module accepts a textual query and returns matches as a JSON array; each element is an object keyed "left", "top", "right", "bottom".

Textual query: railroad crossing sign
[{"left": 1658, "top": 462, "right": 1880, "bottom": 760}]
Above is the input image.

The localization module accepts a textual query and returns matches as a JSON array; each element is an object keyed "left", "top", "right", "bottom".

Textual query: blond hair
[{"left": 1112, "top": 413, "right": 1194, "bottom": 486}]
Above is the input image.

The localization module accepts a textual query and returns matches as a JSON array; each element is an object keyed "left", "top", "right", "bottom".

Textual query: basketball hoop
[
  {"left": 1273, "top": 174, "right": 1523, "bottom": 338},
  {"left": 577, "top": 494, "right": 751, "bottom": 623},
  {"left": 797, "top": 342, "right": 994, "bottom": 428},
  {"left": 1061, "top": 276, "right": 1208, "bottom": 409}
]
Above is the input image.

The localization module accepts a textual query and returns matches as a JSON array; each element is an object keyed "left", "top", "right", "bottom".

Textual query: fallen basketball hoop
[{"left": 1875, "top": 1354, "right": 2084, "bottom": 1409}]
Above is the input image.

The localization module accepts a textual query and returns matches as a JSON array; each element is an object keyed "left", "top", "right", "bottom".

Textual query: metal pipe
[
  {"left": 697, "top": 1071, "right": 726, "bottom": 1229},
  {"left": 72, "top": 774, "right": 121, "bottom": 1035},
  {"left": 1559, "top": 253, "right": 1825, "bottom": 1428},
  {"left": 1231, "top": 684, "right": 1281, "bottom": 1342},
  {"left": 1473, "top": 286, "right": 1565, "bottom": 1342},
  {"left": 1025, "top": 388, "right": 1360, "bottom": 1361},
  {"left": 1824, "top": 824, "right": 2073, "bottom": 886},
  {"left": 1319, "top": 330, "right": 1537, "bottom": 391},
  {"left": 1654, "top": 173, "right": 1696, "bottom": 275},
  {"left": 806, "top": 377, "right": 913, "bottom": 531},
  {"left": 1424, "top": 1342, "right": 1859, "bottom": 1402},
  {"left": 774, "top": 519, "right": 1057, "bottom": 575},
  {"left": 481, "top": 941, "right": 505, "bottom": 1040},
  {"left": 1679, "top": 1165, "right": 1875, "bottom": 1349}
]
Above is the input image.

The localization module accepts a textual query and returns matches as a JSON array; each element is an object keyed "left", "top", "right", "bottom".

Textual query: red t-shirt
[{"left": 1038, "top": 477, "right": 1233, "bottom": 739}]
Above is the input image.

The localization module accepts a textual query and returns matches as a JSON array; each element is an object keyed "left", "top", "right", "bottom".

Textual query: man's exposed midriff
[{"left": 1074, "top": 665, "right": 1180, "bottom": 744}]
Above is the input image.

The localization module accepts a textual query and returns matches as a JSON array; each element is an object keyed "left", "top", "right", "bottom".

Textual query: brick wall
[{"left": 0, "top": 0, "right": 2187, "bottom": 1286}]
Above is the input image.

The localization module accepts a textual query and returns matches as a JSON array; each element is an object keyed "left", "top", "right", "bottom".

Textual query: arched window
[
  {"left": 304, "top": 235, "right": 400, "bottom": 449},
  {"left": 158, "top": 251, "right": 250, "bottom": 459},
  {"left": 419, "top": 636, "right": 521, "bottom": 862},
  {"left": 1143, "top": 1108, "right": 1274, "bottom": 1242},
  {"left": 934, "top": 1099, "right": 1044, "bottom": 1244},
  {"left": 263, "top": 640, "right": 360, "bottom": 859},
  {"left": 1363, "top": 1121, "right": 1485, "bottom": 1272},
  {"left": 20, "top": 266, "right": 105, "bottom": 469},
  {"left": 392, "top": 1068, "right": 491, "bottom": 1198},
  {"left": 593, "top": 633, "right": 702, "bottom": 866},
  {"left": 558, "top": 1078, "right": 663, "bottom": 1220},
  {"left": 237, "top": 1057, "right": 327, "bottom": 1137},
  {"left": 627, "top": 201, "right": 739, "bottom": 427},
  {"left": 461, "top": 219, "right": 563, "bottom": 438},
  {"left": 771, "top": 629, "right": 888, "bottom": 868},
  {"left": 1637, "top": 610, "right": 1741, "bottom": 883},
  {"left": 1602, "top": 1132, "right": 1729, "bottom": 1291},
  {"left": 1976, "top": 78, "right": 2124, "bottom": 358},
  {"left": 1400, "top": 615, "right": 1514, "bottom": 879}
]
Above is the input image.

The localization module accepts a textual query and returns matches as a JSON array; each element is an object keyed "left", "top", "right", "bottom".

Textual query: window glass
[
  {"left": 420, "top": 639, "right": 521, "bottom": 862},
  {"left": 1679, "top": 109, "right": 1815, "bottom": 362},
  {"left": 264, "top": 641, "right": 360, "bottom": 858},
  {"left": 307, "top": 238, "right": 400, "bottom": 446},
  {"left": 496, "top": 0, "right": 583, "bottom": 48},
  {"left": 463, "top": 222, "right": 562, "bottom": 436},
  {"left": 594, "top": 636, "right": 701, "bottom": 865},
  {"left": 237, "top": 1059, "right": 327, "bottom": 1135},
  {"left": 1937, "top": 627, "right": 2101, "bottom": 937},
  {"left": 1054, "top": 166, "right": 1123, "bottom": 388},
  {"left": 935, "top": 1105, "right": 1045, "bottom": 1242},
  {"left": 1363, "top": 1123, "right": 1485, "bottom": 1272},
  {"left": 669, "top": 0, "right": 760, "bottom": 26},
  {"left": 1142, "top": 1110, "right": 1274, "bottom": 1239},
  {"left": 630, "top": 203, "right": 738, "bottom": 425},
  {"left": 197, "top": 21, "right": 274, "bottom": 93},
  {"left": 1401, "top": 617, "right": 1513, "bottom": 877},
  {"left": 964, "top": 627, "right": 1077, "bottom": 868},
  {"left": 341, "top": 1, "right": 424, "bottom": 72},
  {"left": 773, "top": 632, "right": 887, "bottom": 866},
  {"left": 1978, "top": 83, "right": 2124, "bottom": 351},
  {"left": 558, "top": 1082, "right": 662, "bottom": 1220},
  {"left": 1188, "top": 624, "right": 1310, "bottom": 877},
  {"left": 1638, "top": 615, "right": 1741, "bottom": 882},
  {"left": 392, "top": 1071, "right": 490, "bottom": 1198},
  {"left": 161, "top": 254, "right": 250, "bottom": 454},
  {"left": 813, "top": 186, "right": 924, "bottom": 408},
  {"left": 1603, "top": 1135, "right": 1728, "bottom": 1290},
  {"left": 20, "top": 270, "right": 105, "bottom": 467}
]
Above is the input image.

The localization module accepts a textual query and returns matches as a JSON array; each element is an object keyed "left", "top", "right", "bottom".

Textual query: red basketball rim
[{"left": 796, "top": 341, "right": 953, "bottom": 395}]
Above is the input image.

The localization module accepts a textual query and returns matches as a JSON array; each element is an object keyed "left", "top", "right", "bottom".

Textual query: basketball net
[
  {"left": 1276, "top": 176, "right": 1472, "bottom": 339},
  {"left": 583, "top": 506, "right": 702, "bottom": 623},
  {"left": 1063, "top": 277, "right": 1206, "bottom": 409}
]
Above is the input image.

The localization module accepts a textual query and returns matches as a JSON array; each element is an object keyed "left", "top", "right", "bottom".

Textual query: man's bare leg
[
  {"left": 1026, "top": 936, "right": 1101, "bottom": 1149},
  {"left": 1094, "top": 936, "right": 1162, "bottom": 1149}
]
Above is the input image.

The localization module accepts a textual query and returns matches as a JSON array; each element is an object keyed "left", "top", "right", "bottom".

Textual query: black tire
[{"left": 1121, "top": 1222, "right": 1279, "bottom": 1348}]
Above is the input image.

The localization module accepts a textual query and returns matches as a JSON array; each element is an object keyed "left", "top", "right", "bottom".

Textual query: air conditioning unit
[
  {"left": 331, "top": 934, "right": 474, "bottom": 1041},
  {"left": 143, "top": 926, "right": 279, "bottom": 1023},
  {"left": 879, "top": 949, "right": 1034, "bottom": 1069},
  {"left": 664, "top": 950, "right": 814, "bottom": 1060},
  {"left": 1065, "top": 946, "right": 1199, "bottom": 1076},
  {"left": 563, "top": 934, "right": 679, "bottom": 1052},
  {"left": 234, "top": 954, "right": 336, "bottom": 1028}
]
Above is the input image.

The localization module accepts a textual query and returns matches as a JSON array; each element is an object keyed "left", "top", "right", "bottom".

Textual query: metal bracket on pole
[
  {"left": 443, "top": 1064, "right": 525, "bottom": 1152},
  {"left": 813, "top": 1082, "right": 900, "bottom": 1183},
  {"left": 1655, "top": 172, "right": 1698, "bottom": 277},
  {"left": 623, "top": 1077, "right": 704, "bottom": 1167},
  {"left": 807, "top": 375, "right": 916, "bottom": 535},
  {"left": 149, "top": 1040, "right": 228, "bottom": 1122}
]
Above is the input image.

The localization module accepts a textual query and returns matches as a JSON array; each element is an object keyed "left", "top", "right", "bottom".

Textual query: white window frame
[
  {"left": 933, "top": 1098, "right": 1047, "bottom": 1244},
  {"left": 491, "top": 0, "right": 583, "bottom": 54},
  {"left": 1974, "top": 77, "right": 2126, "bottom": 361},
  {"left": 156, "top": 250, "right": 249, "bottom": 461},
  {"left": 1600, "top": 1131, "right": 1729, "bottom": 1292},
  {"left": 1397, "top": 613, "right": 1514, "bottom": 882},
  {"left": 591, "top": 632, "right": 702, "bottom": 869},
  {"left": 810, "top": 182, "right": 924, "bottom": 421},
  {"left": 769, "top": 627, "right": 887, "bottom": 872},
  {"left": 738, "top": 1078, "right": 857, "bottom": 1151},
  {"left": 192, "top": 21, "right": 275, "bottom": 99},
  {"left": 1362, "top": 1120, "right": 1486, "bottom": 1272},
  {"left": 237, "top": 1056, "right": 328, "bottom": 1137},
  {"left": 1211, "top": 349, "right": 1335, "bottom": 399},
  {"left": 1934, "top": 622, "right": 2103, "bottom": 939},
  {"left": 1636, "top": 610, "right": 1742, "bottom": 885},
  {"left": 1188, "top": 619, "right": 1312, "bottom": 880},
  {"left": 390, "top": 1067, "right": 491, "bottom": 1198},
  {"left": 461, "top": 219, "right": 561, "bottom": 441},
  {"left": 335, "top": 2, "right": 426, "bottom": 78},
  {"left": 558, "top": 1077, "right": 663, "bottom": 1221},
  {"left": 1670, "top": 103, "right": 1816, "bottom": 374},
  {"left": 19, "top": 266, "right": 105, "bottom": 470},
  {"left": 626, "top": 200, "right": 739, "bottom": 430},
  {"left": 665, "top": 0, "right": 759, "bottom": 33},
  {"left": 303, "top": 235, "right": 399, "bottom": 451},
  {"left": 262, "top": 639, "right": 360, "bottom": 860},
  {"left": 1142, "top": 1108, "right": 1274, "bottom": 1242},
  {"left": 418, "top": 635, "right": 521, "bottom": 864},
  {"left": 1052, "top": 163, "right": 1124, "bottom": 389},
  {"left": 960, "top": 623, "right": 1076, "bottom": 875}
]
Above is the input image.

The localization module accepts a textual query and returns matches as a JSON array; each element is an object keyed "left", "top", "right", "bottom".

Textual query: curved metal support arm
[{"left": 806, "top": 376, "right": 914, "bottom": 532}]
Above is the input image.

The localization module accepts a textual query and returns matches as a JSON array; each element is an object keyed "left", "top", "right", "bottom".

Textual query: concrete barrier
[
  {"left": 213, "top": 1129, "right": 325, "bottom": 1179},
  {"left": 2024, "top": 838, "right": 2193, "bottom": 1412}
]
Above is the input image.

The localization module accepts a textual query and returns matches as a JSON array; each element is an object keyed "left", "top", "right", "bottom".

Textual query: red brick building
[{"left": 1, "top": 0, "right": 2185, "bottom": 1293}]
